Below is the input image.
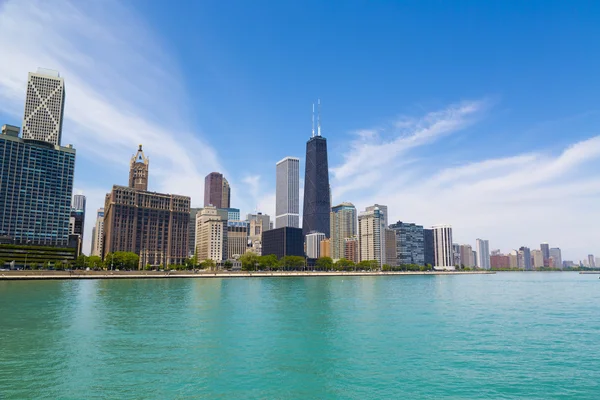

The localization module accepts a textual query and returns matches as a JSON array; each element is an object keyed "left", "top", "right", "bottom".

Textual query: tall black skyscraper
[{"left": 302, "top": 101, "right": 331, "bottom": 238}]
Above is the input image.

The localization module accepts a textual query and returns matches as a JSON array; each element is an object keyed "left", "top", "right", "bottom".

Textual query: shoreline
[{"left": 0, "top": 270, "right": 496, "bottom": 280}]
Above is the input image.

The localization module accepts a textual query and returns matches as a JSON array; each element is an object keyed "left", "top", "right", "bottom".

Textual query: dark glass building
[
  {"left": 302, "top": 135, "right": 330, "bottom": 238},
  {"left": 262, "top": 227, "right": 304, "bottom": 260},
  {"left": 0, "top": 124, "right": 75, "bottom": 246},
  {"left": 389, "top": 221, "right": 425, "bottom": 266},
  {"left": 423, "top": 228, "right": 435, "bottom": 267}
]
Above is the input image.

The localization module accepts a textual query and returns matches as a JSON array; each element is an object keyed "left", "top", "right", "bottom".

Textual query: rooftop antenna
[
  {"left": 311, "top": 103, "right": 315, "bottom": 138},
  {"left": 317, "top": 98, "right": 321, "bottom": 136}
]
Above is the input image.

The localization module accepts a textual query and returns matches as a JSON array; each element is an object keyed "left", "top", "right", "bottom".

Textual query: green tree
[
  {"left": 316, "top": 257, "right": 333, "bottom": 271},
  {"left": 279, "top": 255, "right": 305, "bottom": 270},
  {"left": 335, "top": 258, "right": 355, "bottom": 271},
  {"left": 75, "top": 254, "right": 88, "bottom": 269},
  {"left": 258, "top": 254, "right": 278, "bottom": 271},
  {"left": 382, "top": 264, "right": 392, "bottom": 271},
  {"left": 0, "top": 258, "right": 5, "bottom": 268},
  {"left": 144, "top": 263, "right": 153, "bottom": 271},
  {"left": 239, "top": 252, "right": 259, "bottom": 271},
  {"left": 202, "top": 259, "right": 216, "bottom": 270},
  {"left": 87, "top": 255, "right": 102, "bottom": 269},
  {"left": 223, "top": 260, "right": 233, "bottom": 269}
]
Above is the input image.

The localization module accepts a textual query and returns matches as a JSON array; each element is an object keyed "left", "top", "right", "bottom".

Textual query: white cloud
[
  {"left": 0, "top": 0, "right": 222, "bottom": 254},
  {"left": 332, "top": 103, "right": 600, "bottom": 260}
]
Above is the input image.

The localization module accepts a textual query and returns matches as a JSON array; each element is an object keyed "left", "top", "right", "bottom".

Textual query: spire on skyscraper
[
  {"left": 317, "top": 99, "right": 321, "bottom": 137},
  {"left": 311, "top": 103, "right": 315, "bottom": 138}
]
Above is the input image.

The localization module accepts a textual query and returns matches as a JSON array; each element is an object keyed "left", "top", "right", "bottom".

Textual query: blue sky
[{"left": 1, "top": 0, "right": 599, "bottom": 261}]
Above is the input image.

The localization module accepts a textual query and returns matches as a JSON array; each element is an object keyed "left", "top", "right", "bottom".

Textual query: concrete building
[
  {"left": 188, "top": 208, "right": 201, "bottom": 257},
  {"left": 275, "top": 157, "right": 300, "bottom": 228},
  {"left": 196, "top": 206, "right": 224, "bottom": 263},
  {"left": 262, "top": 227, "right": 304, "bottom": 260},
  {"left": 22, "top": 69, "right": 65, "bottom": 146},
  {"left": 519, "top": 246, "right": 532, "bottom": 270},
  {"left": 432, "top": 225, "right": 453, "bottom": 268},
  {"left": 69, "top": 209, "right": 85, "bottom": 255},
  {"left": 91, "top": 208, "right": 104, "bottom": 256},
  {"left": 246, "top": 212, "right": 271, "bottom": 255},
  {"left": 204, "top": 172, "right": 230, "bottom": 209},
  {"left": 306, "top": 232, "right": 326, "bottom": 259},
  {"left": 476, "top": 239, "right": 491, "bottom": 270},
  {"left": 224, "top": 208, "right": 240, "bottom": 221},
  {"left": 384, "top": 229, "right": 397, "bottom": 267},
  {"left": 388, "top": 221, "right": 425, "bottom": 266},
  {"left": 344, "top": 236, "right": 358, "bottom": 263},
  {"left": 490, "top": 253, "right": 510, "bottom": 269},
  {"left": 73, "top": 194, "right": 86, "bottom": 213},
  {"left": 302, "top": 104, "right": 331, "bottom": 239},
  {"left": 532, "top": 249, "right": 544, "bottom": 268},
  {"left": 358, "top": 206, "right": 387, "bottom": 267},
  {"left": 0, "top": 124, "right": 75, "bottom": 247},
  {"left": 320, "top": 238, "right": 331, "bottom": 258},
  {"left": 365, "top": 204, "right": 388, "bottom": 229},
  {"left": 129, "top": 145, "right": 149, "bottom": 191},
  {"left": 460, "top": 244, "right": 474, "bottom": 267},
  {"left": 588, "top": 254, "right": 596, "bottom": 268},
  {"left": 540, "top": 243, "right": 550, "bottom": 264},
  {"left": 423, "top": 229, "right": 435, "bottom": 266},
  {"left": 509, "top": 250, "right": 518, "bottom": 269},
  {"left": 549, "top": 247, "right": 562, "bottom": 269},
  {"left": 330, "top": 202, "right": 357, "bottom": 260},
  {"left": 227, "top": 220, "right": 248, "bottom": 260}
]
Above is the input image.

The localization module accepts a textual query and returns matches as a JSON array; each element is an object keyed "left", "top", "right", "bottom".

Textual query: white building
[
  {"left": 358, "top": 206, "right": 387, "bottom": 267},
  {"left": 432, "top": 225, "right": 453, "bottom": 268},
  {"left": 196, "top": 206, "right": 224, "bottom": 262},
  {"left": 365, "top": 204, "right": 388, "bottom": 228},
  {"left": 22, "top": 69, "right": 66, "bottom": 146},
  {"left": 306, "top": 232, "right": 326, "bottom": 259},
  {"left": 275, "top": 157, "right": 300, "bottom": 229},
  {"left": 91, "top": 208, "right": 104, "bottom": 256},
  {"left": 476, "top": 238, "right": 491, "bottom": 270}
]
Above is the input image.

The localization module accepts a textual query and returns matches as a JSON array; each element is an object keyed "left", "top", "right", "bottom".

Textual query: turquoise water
[{"left": 1, "top": 273, "right": 599, "bottom": 399}]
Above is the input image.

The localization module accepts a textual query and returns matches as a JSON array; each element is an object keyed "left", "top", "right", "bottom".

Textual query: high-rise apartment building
[
  {"left": 91, "top": 208, "right": 104, "bottom": 256},
  {"left": 519, "top": 246, "right": 532, "bottom": 270},
  {"left": 320, "top": 238, "right": 332, "bottom": 258},
  {"left": 103, "top": 146, "right": 189, "bottom": 267},
  {"left": 588, "top": 254, "right": 596, "bottom": 268},
  {"left": 358, "top": 206, "right": 387, "bottom": 267},
  {"left": 344, "top": 236, "right": 359, "bottom": 263},
  {"left": 302, "top": 102, "right": 330, "bottom": 238},
  {"left": 276, "top": 157, "right": 300, "bottom": 228},
  {"left": 423, "top": 229, "right": 435, "bottom": 266},
  {"left": 306, "top": 232, "right": 326, "bottom": 259},
  {"left": 330, "top": 202, "right": 357, "bottom": 260},
  {"left": 365, "top": 204, "right": 388, "bottom": 229},
  {"left": 384, "top": 229, "right": 397, "bottom": 267},
  {"left": 540, "top": 243, "right": 550, "bottom": 263},
  {"left": 72, "top": 194, "right": 86, "bottom": 213},
  {"left": 532, "top": 249, "right": 544, "bottom": 268},
  {"left": 129, "top": 145, "right": 149, "bottom": 191},
  {"left": 432, "top": 225, "right": 453, "bottom": 268},
  {"left": 22, "top": 69, "right": 65, "bottom": 146},
  {"left": 549, "top": 247, "right": 562, "bottom": 269},
  {"left": 460, "top": 244, "right": 474, "bottom": 267},
  {"left": 453, "top": 243, "right": 461, "bottom": 266},
  {"left": 509, "top": 250, "right": 518, "bottom": 268},
  {"left": 476, "top": 239, "right": 491, "bottom": 270},
  {"left": 0, "top": 124, "right": 75, "bottom": 246},
  {"left": 388, "top": 221, "right": 425, "bottom": 266},
  {"left": 195, "top": 206, "right": 224, "bottom": 262},
  {"left": 227, "top": 220, "right": 248, "bottom": 260},
  {"left": 204, "top": 172, "right": 230, "bottom": 208}
]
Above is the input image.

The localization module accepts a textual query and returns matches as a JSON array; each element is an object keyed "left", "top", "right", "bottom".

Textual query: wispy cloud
[{"left": 0, "top": 0, "right": 222, "bottom": 253}]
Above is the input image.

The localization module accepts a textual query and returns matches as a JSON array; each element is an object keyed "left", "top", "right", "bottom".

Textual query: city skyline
[{"left": 0, "top": 1, "right": 599, "bottom": 261}]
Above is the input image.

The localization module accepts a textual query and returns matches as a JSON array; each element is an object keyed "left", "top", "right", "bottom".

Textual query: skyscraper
[
  {"left": 73, "top": 194, "right": 86, "bottom": 212},
  {"left": 423, "top": 229, "right": 435, "bottom": 266},
  {"left": 358, "top": 206, "right": 387, "bottom": 267},
  {"left": 129, "top": 145, "right": 149, "bottom": 191},
  {"left": 227, "top": 220, "right": 249, "bottom": 260},
  {"left": 330, "top": 202, "right": 357, "bottom": 260},
  {"left": 519, "top": 246, "right": 532, "bottom": 270},
  {"left": 365, "top": 204, "right": 388, "bottom": 229},
  {"left": 388, "top": 221, "right": 425, "bottom": 266},
  {"left": 276, "top": 157, "right": 300, "bottom": 228},
  {"left": 532, "top": 249, "right": 544, "bottom": 268},
  {"left": 22, "top": 69, "right": 65, "bottom": 146},
  {"left": 196, "top": 206, "right": 224, "bottom": 262},
  {"left": 432, "top": 225, "right": 453, "bottom": 268},
  {"left": 302, "top": 101, "right": 331, "bottom": 238},
  {"left": 91, "top": 208, "right": 104, "bottom": 256},
  {"left": 588, "top": 254, "right": 596, "bottom": 268},
  {"left": 306, "top": 232, "right": 326, "bottom": 259},
  {"left": 476, "top": 238, "right": 491, "bottom": 270},
  {"left": 459, "top": 244, "right": 474, "bottom": 267},
  {"left": 549, "top": 247, "right": 562, "bottom": 269},
  {"left": 540, "top": 243, "right": 550, "bottom": 263},
  {"left": 204, "top": 172, "right": 230, "bottom": 208}
]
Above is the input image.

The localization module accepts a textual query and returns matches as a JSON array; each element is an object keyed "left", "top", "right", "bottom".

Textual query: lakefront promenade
[{"left": 0, "top": 270, "right": 495, "bottom": 280}]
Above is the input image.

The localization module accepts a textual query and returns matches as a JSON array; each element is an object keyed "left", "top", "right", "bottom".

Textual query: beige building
[
  {"left": 320, "top": 238, "right": 331, "bottom": 258},
  {"left": 460, "top": 244, "right": 474, "bottom": 267},
  {"left": 91, "top": 208, "right": 104, "bottom": 256},
  {"left": 196, "top": 206, "right": 224, "bottom": 262},
  {"left": 358, "top": 206, "right": 387, "bottom": 267},
  {"left": 129, "top": 145, "right": 149, "bottom": 191},
  {"left": 227, "top": 223, "right": 248, "bottom": 260},
  {"left": 532, "top": 249, "right": 544, "bottom": 268},
  {"left": 509, "top": 250, "right": 518, "bottom": 268},
  {"left": 330, "top": 202, "right": 357, "bottom": 260}
]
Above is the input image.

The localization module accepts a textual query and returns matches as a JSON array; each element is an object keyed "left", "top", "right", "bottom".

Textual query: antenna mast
[
  {"left": 317, "top": 98, "right": 321, "bottom": 136},
  {"left": 311, "top": 103, "right": 315, "bottom": 138}
]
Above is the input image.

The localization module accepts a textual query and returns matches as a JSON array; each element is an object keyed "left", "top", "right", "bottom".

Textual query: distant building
[
  {"left": 490, "top": 253, "right": 510, "bottom": 269},
  {"left": 330, "top": 202, "right": 357, "bottom": 260},
  {"left": 275, "top": 157, "right": 300, "bottom": 228},
  {"left": 196, "top": 206, "right": 224, "bottom": 262},
  {"left": 129, "top": 145, "right": 149, "bottom": 191},
  {"left": 0, "top": 124, "right": 75, "bottom": 247},
  {"left": 344, "top": 236, "right": 358, "bottom": 263},
  {"left": 91, "top": 208, "right": 104, "bottom": 256},
  {"left": 432, "top": 225, "right": 453, "bottom": 268},
  {"left": 388, "top": 221, "right": 425, "bottom": 266},
  {"left": 204, "top": 172, "right": 230, "bottom": 209},
  {"left": 476, "top": 239, "right": 490, "bottom": 270},
  {"left": 532, "top": 249, "right": 544, "bottom": 268},
  {"left": 509, "top": 250, "right": 518, "bottom": 268},
  {"left": 188, "top": 208, "right": 201, "bottom": 257},
  {"left": 69, "top": 209, "right": 85, "bottom": 255},
  {"left": 262, "top": 227, "right": 304, "bottom": 260},
  {"left": 22, "top": 69, "right": 65, "bottom": 146},
  {"left": 365, "top": 204, "right": 388, "bottom": 229},
  {"left": 423, "top": 229, "right": 435, "bottom": 266},
  {"left": 453, "top": 243, "right": 461, "bottom": 266},
  {"left": 358, "top": 206, "right": 387, "bottom": 267},
  {"left": 306, "top": 232, "right": 326, "bottom": 259},
  {"left": 72, "top": 194, "right": 86, "bottom": 213},
  {"left": 588, "top": 254, "right": 596, "bottom": 268},
  {"left": 320, "top": 238, "right": 331, "bottom": 258},
  {"left": 519, "top": 246, "right": 532, "bottom": 270},
  {"left": 460, "top": 244, "right": 474, "bottom": 267},
  {"left": 223, "top": 208, "right": 240, "bottom": 222},
  {"left": 227, "top": 220, "right": 248, "bottom": 260},
  {"left": 540, "top": 243, "right": 550, "bottom": 263},
  {"left": 247, "top": 212, "right": 271, "bottom": 255},
  {"left": 384, "top": 229, "right": 397, "bottom": 266}
]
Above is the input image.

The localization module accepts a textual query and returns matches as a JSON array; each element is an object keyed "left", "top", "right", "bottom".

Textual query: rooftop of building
[{"left": 276, "top": 156, "right": 300, "bottom": 165}]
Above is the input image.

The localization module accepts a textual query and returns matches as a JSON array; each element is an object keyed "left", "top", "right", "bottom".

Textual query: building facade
[
  {"left": 302, "top": 133, "right": 330, "bottom": 238},
  {"left": 246, "top": 212, "right": 271, "bottom": 255},
  {"left": 227, "top": 221, "right": 248, "bottom": 260},
  {"left": 128, "top": 145, "right": 149, "bottom": 191},
  {"left": 490, "top": 253, "right": 510, "bottom": 269},
  {"left": 358, "top": 206, "right": 387, "bottom": 267},
  {"left": 460, "top": 244, "right": 474, "bottom": 267},
  {"left": 330, "top": 202, "right": 357, "bottom": 260},
  {"left": 519, "top": 246, "right": 532, "bottom": 270},
  {"left": 91, "top": 208, "right": 104, "bottom": 256},
  {"left": 423, "top": 229, "right": 435, "bottom": 266},
  {"left": 276, "top": 157, "right": 300, "bottom": 229},
  {"left": 22, "top": 69, "right": 65, "bottom": 146},
  {"left": 388, "top": 221, "right": 425, "bottom": 266},
  {"left": 344, "top": 236, "right": 359, "bottom": 263},
  {"left": 476, "top": 239, "right": 491, "bottom": 270},
  {"left": 384, "top": 229, "right": 397, "bottom": 267},
  {"left": 0, "top": 124, "right": 75, "bottom": 246},
  {"left": 532, "top": 249, "right": 544, "bottom": 268},
  {"left": 320, "top": 238, "right": 331, "bottom": 258},
  {"left": 306, "top": 232, "right": 326, "bottom": 259},
  {"left": 195, "top": 206, "right": 224, "bottom": 262},
  {"left": 204, "top": 172, "right": 230, "bottom": 208},
  {"left": 540, "top": 243, "right": 550, "bottom": 264},
  {"left": 432, "top": 225, "right": 453, "bottom": 268},
  {"left": 262, "top": 227, "right": 304, "bottom": 260},
  {"left": 365, "top": 204, "right": 388, "bottom": 229}
]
